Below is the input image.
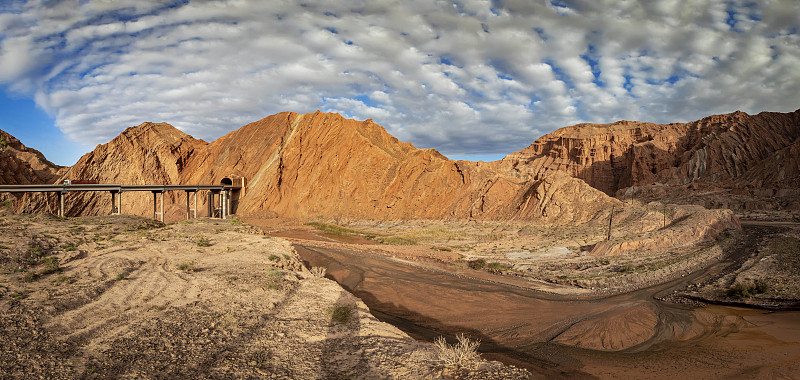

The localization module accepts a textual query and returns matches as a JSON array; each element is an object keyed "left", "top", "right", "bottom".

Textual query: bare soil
[
  {"left": 262, "top": 218, "right": 800, "bottom": 379},
  {"left": 0, "top": 213, "right": 528, "bottom": 379}
]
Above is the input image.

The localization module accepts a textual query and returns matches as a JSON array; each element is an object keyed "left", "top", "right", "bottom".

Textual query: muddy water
[{"left": 296, "top": 244, "right": 800, "bottom": 378}]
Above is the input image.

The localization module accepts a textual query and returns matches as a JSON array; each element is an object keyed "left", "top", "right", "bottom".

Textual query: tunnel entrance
[{"left": 219, "top": 175, "right": 245, "bottom": 215}]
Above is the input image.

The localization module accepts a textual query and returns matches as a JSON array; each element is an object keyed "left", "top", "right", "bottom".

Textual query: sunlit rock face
[{"left": 498, "top": 109, "right": 800, "bottom": 208}]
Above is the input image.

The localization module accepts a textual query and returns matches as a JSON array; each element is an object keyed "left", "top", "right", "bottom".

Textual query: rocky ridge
[
  {"left": 0, "top": 129, "right": 64, "bottom": 185},
  {"left": 23, "top": 111, "right": 619, "bottom": 224},
  {"left": 498, "top": 109, "right": 800, "bottom": 210}
]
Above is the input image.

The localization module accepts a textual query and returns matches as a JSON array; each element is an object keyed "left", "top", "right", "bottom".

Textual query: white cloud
[{"left": 0, "top": 0, "right": 798, "bottom": 159}]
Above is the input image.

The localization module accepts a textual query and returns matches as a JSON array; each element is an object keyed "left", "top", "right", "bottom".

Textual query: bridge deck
[{"left": 0, "top": 184, "right": 235, "bottom": 221}]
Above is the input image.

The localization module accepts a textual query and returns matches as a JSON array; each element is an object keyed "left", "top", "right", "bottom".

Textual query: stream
[{"left": 294, "top": 241, "right": 800, "bottom": 378}]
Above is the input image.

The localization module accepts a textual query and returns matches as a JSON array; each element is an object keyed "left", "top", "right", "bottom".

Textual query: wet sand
[{"left": 293, "top": 238, "right": 800, "bottom": 378}]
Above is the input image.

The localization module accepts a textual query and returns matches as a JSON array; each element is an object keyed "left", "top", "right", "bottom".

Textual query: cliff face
[
  {"left": 54, "top": 122, "right": 207, "bottom": 217},
  {"left": 179, "top": 111, "right": 617, "bottom": 223},
  {"left": 0, "top": 129, "right": 67, "bottom": 213},
  {"left": 6, "top": 112, "right": 614, "bottom": 223},
  {"left": 499, "top": 110, "right": 800, "bottom": 208},
  {"left": 0, "top": 129, "right": 65, "bottom": 185},
  {"left": 7, "top": 108, "right": 796, "bottom": 220}
]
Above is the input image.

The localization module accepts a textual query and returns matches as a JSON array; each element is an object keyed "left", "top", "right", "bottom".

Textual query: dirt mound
[{"left": 498, "top": 109, "right": 800, "bottom": 210}]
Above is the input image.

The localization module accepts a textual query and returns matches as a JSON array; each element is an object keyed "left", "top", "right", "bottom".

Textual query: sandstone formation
[
  {"left": 498, "top": 109, "right": 800, "bottom": 210},
  {"left": 0, "top": 129, "right": 66, "bottom": 213},
  {"left": 53, "top": 122, "right": 207, "bottom": 217},
  {"left": 30, "top": 111, "right": 618, "bottom": 224},
  {"left": 5, "top": 108, "right": 797, "bottom": 220},
  {"left": 0, "top": 129, "right": 64, "bottom": 185}
]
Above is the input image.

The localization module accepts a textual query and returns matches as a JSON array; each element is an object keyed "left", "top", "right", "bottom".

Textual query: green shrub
[
  {"left": 60, "top": 242, "right": 76, "bottom": 251},
  {"left": 328, "top": 304, "right": 354, "bottom": 324},
  {"left": 23, "top": 271, "right": 39, "bottom": 282},
  {"left": 304, "top": 222, "right": 361, "bottom": 235},
  {"left": 196, "top": 236, "right": 211, "bottom": 247},
  {"left": 375, "top": 236, "right": 417, "bottom": 245},
  {"left": 268, "top": 254, "right": 280, "bottom": 262},
  {"left": 727, "top": 279, "right": 770, "bottom": 299},
  {"left": 468, "top": 259, "right": 486, "bottom": 270},
  {"left": 40, "top": 256, "right": 60, "bottom": 275},
  {"left": 178, "top": 261, "right": 198, "bottom": 272}
]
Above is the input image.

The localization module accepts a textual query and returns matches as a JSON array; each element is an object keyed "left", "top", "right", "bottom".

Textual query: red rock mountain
[
  {"left": 0, "top": 129, "right": 64, "bottom": 185},
  {"left": 5, "top": 108, "right": 798, "bottom": 219},
  {"left": 498, "top": 109, "right": 800, "bottom": 209},
  {"left": 19, "top": 112, "right": 615, "bottom": 223}
]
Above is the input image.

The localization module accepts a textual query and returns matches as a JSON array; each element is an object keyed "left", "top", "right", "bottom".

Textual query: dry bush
[
  {"left": 310, "top": 266, "right": 327, "bottom": 278},
  {"left": 434, "top": 333, "right": 481, "bottom": 367}
]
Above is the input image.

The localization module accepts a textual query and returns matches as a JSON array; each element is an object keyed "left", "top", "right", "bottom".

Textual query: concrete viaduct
[{"left": 0, "top": 177, "right": 245, "bottom": 222}]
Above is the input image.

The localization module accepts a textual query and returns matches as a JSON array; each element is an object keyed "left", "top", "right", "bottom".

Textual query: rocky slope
[
  {"left": 52, "top": 122, "right": 208, "bottom": 217},
  {"left": 37, "top": 111, "right": 618, "bottom": 224},
  {"left": 0, "top": 129, "right": 64, "bottom": 185},
  {"left": 498, "top": 109, "right": 800, "bottom": 210}
]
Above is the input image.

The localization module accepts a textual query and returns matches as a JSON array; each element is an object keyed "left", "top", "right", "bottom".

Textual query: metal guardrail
[{"left": 0, "top": 184, "right": 235, "bottom": 221}]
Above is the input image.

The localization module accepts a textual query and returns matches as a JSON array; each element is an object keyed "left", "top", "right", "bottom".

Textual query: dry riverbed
[{"left": 0, "top": 212, "right": 528, "bottom": 379}]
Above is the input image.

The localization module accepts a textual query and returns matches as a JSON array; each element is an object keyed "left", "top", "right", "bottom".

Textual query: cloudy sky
[{"left": 1, "top": 0, "right": 799, "bottom": 165}]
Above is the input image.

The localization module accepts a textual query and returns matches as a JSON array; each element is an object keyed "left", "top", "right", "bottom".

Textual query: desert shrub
[
  {"left": 263, "top": 268, "right": 284, "bottom": 290},
  {"left": 178, "top": 261, "right": 198, "bottom": 272},
  {"left": 196, "top": 236, "right": 211, "bottom": 247},
  {"left": 40, "top": 256, "right": 60, "bottom": 275},
  {"left": 115, "top": 273, "right": 126, "bottom": 281},
  {"left": 304, "top": 222, "right": 361, "bottom": 235},
  {"left": 727, "top": 279, "right": 770, "bottom": 299},
  {"left": 754, "top": 279, "right": 770, "bottom": 294},
  {"left": 310, "top": 266, "right": 327, "bottom": 278},
  {"left": 375, "top": 236, "right": 417, "bottom": 245},
  {"left": 468, "top": 259, "right": 486, "bottom": 270},
  {"left": 0, "top": 135, "right": 6, "bottom": 148},
  {"left": 727, "top": 282, "right": 752, "bottom": 298},
  {"left": 434, "top": 333, "right": 481, "bottom": 368},
  {"left": 230, "top": 217, "right": 243, "bottom": 226},
  {"left": 268, "top": 254, "right": 280, "bottom": 262},
  {"left": 487, "top": 262, "right": 512, "bottom": 273},
  {"left": 328, "top": 304, "right": 354, "bottom": 324},
  {"left": 60, "top": 242, "right": 76, "bottom": 251},
  {"left": 617, "top": 264, "right": 635, "bottom": 274},
  {"left": 23, "top": 271, "right": 39, "bottom": 282},
  {"left": 51, "top": 275, "right": 76, "bottom": 286}
]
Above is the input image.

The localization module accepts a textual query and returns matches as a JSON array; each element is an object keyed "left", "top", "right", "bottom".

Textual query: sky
[{"left": 1, "top": 0, "right": 799, "bottom": 166}]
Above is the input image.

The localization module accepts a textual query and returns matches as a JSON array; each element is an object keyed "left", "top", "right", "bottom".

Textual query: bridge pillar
[
  {"left": 185, "top": 190, "right": 197, "bottom": 219},
  {"left": 220, "top": 190, "right": 227, "bottom": 220},
  {"left": 208, "top": 190, "right": 220, "bottom": 218},
  {"left": 57, "top": 191, "right": 66, "bottom": 218},
  {"left": 152, "top": 190, "right": 164, "bottom": 222},
  {"left": 110, "top": 191, "right": 122, "bottom": 215}
]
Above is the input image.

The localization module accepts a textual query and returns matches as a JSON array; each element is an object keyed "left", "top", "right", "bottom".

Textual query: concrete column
[
  {"left": 117, "top": 191, "right": 122, "bottom": 215},
  {"left": 193, "top": 191, "right": 197, "bottom": 219},
  {"left": 226, "top": 190, "right": 232, "bottom": 217},
  {"left": 110, "top": 191, "right": 118, "bottom": 215},
  {"left": 221, "top": 190, "right": 227, "bottom": 219},
  {"left": 159, "top": 191, "right": 164, "bottom": 223},
  {"left": 207, "top": 191, "right": 214, "bottom": 218},
  {"left": 58, "top": 191, "right": 65, "bottom": 218},
  {"left": 152, "top": 192, "right": 158, "bottom": 220},
  {"left": 185, "top": 190, "right": 191, "bottom": 220}
]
